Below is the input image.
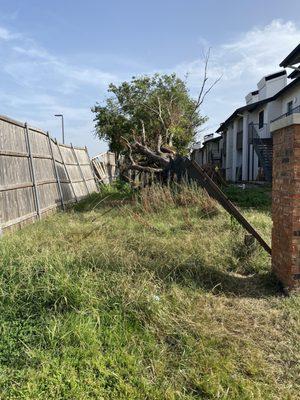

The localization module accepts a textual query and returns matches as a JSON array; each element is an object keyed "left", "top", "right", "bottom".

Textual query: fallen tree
[{"left": 92, "top": 50, "right": 221, "bottom": 174}]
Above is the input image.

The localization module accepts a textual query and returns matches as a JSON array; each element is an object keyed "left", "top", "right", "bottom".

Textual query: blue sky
[{"left": 0, "top": 0, "right": 300, "bottom": 155}]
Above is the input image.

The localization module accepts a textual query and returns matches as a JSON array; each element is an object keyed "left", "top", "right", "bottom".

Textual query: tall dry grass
[{"left": 136, "top": 181, "right": 220, "bottom": 217}]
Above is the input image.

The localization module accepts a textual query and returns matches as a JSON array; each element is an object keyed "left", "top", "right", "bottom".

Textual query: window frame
[
  {"left": 287, "top": 100, "right": 293, "bottom": 115},
  {"left": 258, "top": 110, "right": 264, "bottom": 129}
]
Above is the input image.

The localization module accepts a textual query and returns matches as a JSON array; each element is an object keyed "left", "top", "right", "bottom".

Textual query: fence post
[
  {"left": 71, "top": 144, "right": 89, "bottom": 195},
  {"left": 24, "top": 123, "right": 41, "bottom": 220},
  {"left": 85, "top": 146, "right": 99, "bottom": 191},
  {"left": 47, "top": 132, "right": 65, "bottom": 210},
  {"left": 56, "top": 140, "right": 78, "bottom": 203}
]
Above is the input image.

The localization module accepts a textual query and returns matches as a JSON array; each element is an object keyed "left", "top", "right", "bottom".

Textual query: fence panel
[
  {"left": 91, "top": 151, "right": 117, "bottom": 184},
  {"left": 0, "top": 115, "right": 97, "bottom": 233}
]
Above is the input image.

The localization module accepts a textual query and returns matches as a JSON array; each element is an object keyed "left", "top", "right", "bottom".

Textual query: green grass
[
  {"left": 224, "top": 185, "right": 272, "bottom": 212},
  {"left": 0, "top": 183, "right": 299, "bottom": 399}
]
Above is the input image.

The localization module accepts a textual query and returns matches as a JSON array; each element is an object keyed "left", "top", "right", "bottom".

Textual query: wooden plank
[
  {"left": 47, "top": 132, "right": 64, "bottom": 209},
  {"left": 56, "top": 140, "right": 78, "bottom": 202},
  {"left": 2, "top": 211, "right": 37, "bottom": 229},
  {"left": 24, "top": 123, "right": 41, "bottom": 220},
  {"left": 0, "top": 182, "right": 33, "bottom": 192},
  {"left": 0, "top": 114, "right": 26, "bottom": 128},
  {"left": 188, "top": 159, "right": 271, "bottom": 255},
  {"left": 71, "top": 144, "right": 89, "bottom": 195},
  {"left": 64, "top": 162, "right": 91, "bottom": 166},
  {"left": 0, "top": 150, "right": 29, "bottom": 157}
]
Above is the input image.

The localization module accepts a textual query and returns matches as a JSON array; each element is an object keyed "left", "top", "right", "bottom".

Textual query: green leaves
[{"left": 92, "top": 73, "right": 207, "bottom": 156}]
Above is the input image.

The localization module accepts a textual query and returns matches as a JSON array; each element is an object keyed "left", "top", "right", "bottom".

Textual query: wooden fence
[
  {"left": 91, "top": 152, "right": 117, "bottom": 184},
  {"left": 0, "top": 114, "right": 97, "bottom": 233}
]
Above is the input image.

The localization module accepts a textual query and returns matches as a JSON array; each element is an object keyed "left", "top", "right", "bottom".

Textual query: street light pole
[{"left": 54, "top": 114, "right": 65, "bottom": 144}]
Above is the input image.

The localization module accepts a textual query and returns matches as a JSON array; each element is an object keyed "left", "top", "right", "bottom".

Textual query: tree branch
[
  {"left": 140, "top": 119, "right": 146, "bottom": 145},
  {"left": 121, "top": 136, "right": 169, "bottom": 172},
  {"left": 189, "top": 48, "right": 222, "bottom": 120}
]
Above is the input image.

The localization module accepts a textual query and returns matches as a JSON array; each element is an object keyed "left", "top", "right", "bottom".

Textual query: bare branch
[
  {"left": 160, "top": 145, "right": 176, "bottom": 155},
  {"left": 140, "top": 119, "right": 146, "bottom": 145},
  {"left": 168, "top": 133, "right": 174, "bottom": 147},
  {"left": 128, "top": 164, "right": 163, "bottom": 173},
  {"left": 121, "top": 136, "right": 170, "bottom": 171},
  {"left": 133, "top": 141, "right": 170, "bottom": 168},
  {"left": 190, "top": 48, "right": 222, "bottom": 119},
  {"left": 193, "top": 48, "right": 210, "bottom": 113},
  {"left": 157, "top": 95, "right": 169, "bottom": 137},
  {"left": 198, "top": 74, "right": 222, "bottom": 107}
]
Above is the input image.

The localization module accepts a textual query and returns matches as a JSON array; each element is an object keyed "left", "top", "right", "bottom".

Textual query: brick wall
[{"left": 272, "top": 121, "right": 300, "bottom": 293}]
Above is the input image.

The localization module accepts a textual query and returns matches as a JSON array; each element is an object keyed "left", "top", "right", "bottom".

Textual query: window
[
  {"left": 258, "top": 110, "right": 264, "bottom": 129},
  {"left": 236, "top": 132, "right": 243, "bottom": 150},
  {"left": 287, "top": 101, "right": 293, "bottom": 115}
]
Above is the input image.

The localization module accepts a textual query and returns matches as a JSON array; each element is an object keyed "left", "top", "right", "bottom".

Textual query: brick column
[{"left": 271, "top": 115, "right": 300, "bottom": 293}]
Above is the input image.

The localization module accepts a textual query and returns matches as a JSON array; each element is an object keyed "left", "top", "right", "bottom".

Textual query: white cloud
[
  {"left": 0, "top": 19, "right": 300, "bottom": 152},
  {"left": 0, "top": 26, "right": 17, "bottom": 40},
  {"left": 172, "top": 20, "right": 300, "bottom": 137},
  {"left": 12, "top": 45, "right": 117, "bottom": 86},
  {"left": 0, "top": 24, "right": 117, "bottom": 153}
]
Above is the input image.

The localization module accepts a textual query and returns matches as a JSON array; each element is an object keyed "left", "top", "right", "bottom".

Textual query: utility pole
[{"left": 54, "top": 114, "right": 65, "bottom": 144}]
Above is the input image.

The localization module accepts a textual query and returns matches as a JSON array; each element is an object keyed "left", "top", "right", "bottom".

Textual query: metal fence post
[
  {"left": 71, "top": 144, "right": 89, "bottom": 195},
  {"left": 47, "top": 132, "right": 65, "bottom": 210},
  {"left": 24, "top": 123, "right": 41, "bottom": 220},
  {"left": 85, "top": 146, "right": 99, "bottom": 191}
]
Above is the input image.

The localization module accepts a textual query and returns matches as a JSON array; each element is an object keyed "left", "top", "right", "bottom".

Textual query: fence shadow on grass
[{"left": 151, "top": 258, "right": 278, "bottom": 299}]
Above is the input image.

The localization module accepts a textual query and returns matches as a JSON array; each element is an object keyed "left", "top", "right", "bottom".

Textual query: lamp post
[{"left": 54, "top": 114, "right": 65, "bottom": 144}]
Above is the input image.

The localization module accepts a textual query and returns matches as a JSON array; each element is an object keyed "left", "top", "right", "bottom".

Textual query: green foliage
[
  {"left": 92, "top": 74, "right": 207, "bottom": 155},
  {"left": 0, "top": 185, "right": 298, "bottom": 399}
]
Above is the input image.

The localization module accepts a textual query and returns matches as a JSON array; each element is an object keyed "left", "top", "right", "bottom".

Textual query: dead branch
[
  {"left": 140, "top": 119, "right": 146, "bottom": 145},
  {"left": 121, "top": 136, "right": 165, "bottom": 173},
  {"left": 190, "top": 48, "right": 222, "bottom": 120}
]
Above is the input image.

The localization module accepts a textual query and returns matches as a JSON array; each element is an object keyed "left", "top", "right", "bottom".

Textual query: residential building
[
  {"left": 215, "top": 43, "right": 300, "bottom": 183},
  {"left": 191, "top": 133, "right": 224, "bottom": 172}
]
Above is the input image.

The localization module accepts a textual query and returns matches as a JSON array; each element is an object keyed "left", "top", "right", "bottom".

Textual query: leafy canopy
[{"left": 92, "top": 73, "right": 207, "bottom": 155}]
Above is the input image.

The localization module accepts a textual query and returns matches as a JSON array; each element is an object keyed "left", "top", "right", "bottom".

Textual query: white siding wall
[
  {"left": 225, "top": 126, "right": 233, "bottom": 180},
  {"left": 257, "top": 74, "right": 287, "bottom": 100},
  {"left": 278, "top": 85, "right": 300, "bottom": 114}
]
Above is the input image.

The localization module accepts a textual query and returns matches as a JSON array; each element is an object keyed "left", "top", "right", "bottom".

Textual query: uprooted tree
[{"left": 92, "top": 52, "right": 220, "bottom": 174}]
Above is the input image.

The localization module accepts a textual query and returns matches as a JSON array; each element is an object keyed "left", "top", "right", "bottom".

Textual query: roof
[
  {"left": 216, "top": 98, "right": 271, "bottom": 132},
  {"left": 203, "top": 135, "right": 221, "bottom": 144},
  {"left": 264, "top": 70, "right": 286, "bottom": 81},
  {"left": 288, "top": 69, "right": 300, "bottom": 79},
  {"left": 216, "top": 76, "right": 300, "bottom": 133},
  {"left": 280, "top": 43, "right": 300, "bottom": 67}
]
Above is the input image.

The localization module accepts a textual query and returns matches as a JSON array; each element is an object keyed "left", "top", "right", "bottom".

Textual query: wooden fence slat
[
  {"left": 56, "top": 140, "right": 78, "bottom": 203},
  {"left": 0, "top": 114, "right": 97, "bottom": 233},
  {"left": 0, "top": 182, "right": 33, "bottom": 192},
  {"left": 24, "top": 123, "right": 41, "bottom": 220},
  {"left": 85, "top": 146, "right": 98, "bottom": 189},
  {"left": 47, "top": 132, "right": 65, "bottom": 210},
  {"left": 71, "top": 144, "right": 89, "bottom": 195}
]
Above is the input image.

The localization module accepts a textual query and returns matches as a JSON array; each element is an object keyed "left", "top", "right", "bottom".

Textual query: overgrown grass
[{"left": 0, "top": 183, "right": 299, "bottom": 399}]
